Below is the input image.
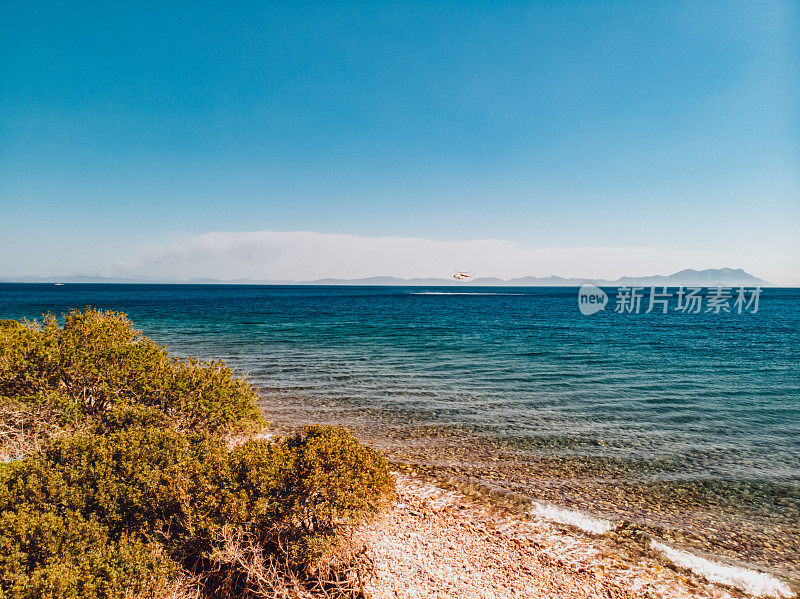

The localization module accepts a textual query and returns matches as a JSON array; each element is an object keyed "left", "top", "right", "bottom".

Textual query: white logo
[{"left": 578, "top": 284, "right": 608, "bottom": 315}]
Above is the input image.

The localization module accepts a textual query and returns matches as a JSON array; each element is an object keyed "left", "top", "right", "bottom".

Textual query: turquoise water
[{"left": 1, "top": 284, "right": 798, "bottom": 577}]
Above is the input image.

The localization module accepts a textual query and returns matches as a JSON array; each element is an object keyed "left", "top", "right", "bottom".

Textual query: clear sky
[{"left": 1, "top": 1, "right": 798, "bottom": 283}]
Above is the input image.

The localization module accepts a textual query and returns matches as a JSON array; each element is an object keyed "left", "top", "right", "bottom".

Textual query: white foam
[
  {"left": 410, "top": 292, "right": 525, "bottom": 295},
  {"left": 529, "top": 501, "right": 615, "bottom": 535},
  {"left": 650, "top": 540, "right": 794, "bottom": 598}
]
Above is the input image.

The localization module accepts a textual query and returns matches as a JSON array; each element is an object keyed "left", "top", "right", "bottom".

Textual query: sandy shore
[{"left": 356, "top": 474, "right": 795, "bottom": 599}]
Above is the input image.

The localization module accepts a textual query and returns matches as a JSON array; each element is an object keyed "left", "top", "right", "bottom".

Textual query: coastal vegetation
[{"left": 0, "top": 309, "right": 393, "bottom": 598}]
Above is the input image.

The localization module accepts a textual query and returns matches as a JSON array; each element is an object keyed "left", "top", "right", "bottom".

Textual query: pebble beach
[{"left": 357, "top": 474, "right": 796, "bottom": 599}]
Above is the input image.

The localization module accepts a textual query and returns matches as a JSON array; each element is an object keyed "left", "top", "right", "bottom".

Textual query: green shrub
[
  {"left": 229, "top": 426, "right": 394, "bottom": 567},
  {"left": 0, "top": 420, "right": 230, "bottom": 563},
  {"left": 0, "top": 508, "right": 175, "bottom": 599},
  {"left": 0, "top": 418, "right": 393, "bottom": 597},
  {"left": 0, "top": 310, "right": 394, "bottom": 597},
  {"left": 0, "top": 309, "right": 262, "bottom": 433}
]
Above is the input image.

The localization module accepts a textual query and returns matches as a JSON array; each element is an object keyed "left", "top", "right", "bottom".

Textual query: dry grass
[
  {"left": 0, "top": 401, "right": 68, "bottom": 461},
  {"left": 203, "top": 525, "right": 374, "bottom": 599}
]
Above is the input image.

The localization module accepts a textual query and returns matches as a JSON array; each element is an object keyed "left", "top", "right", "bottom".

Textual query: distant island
[{"left": 2, "top": 268, "right": 772, "bottom": 286}]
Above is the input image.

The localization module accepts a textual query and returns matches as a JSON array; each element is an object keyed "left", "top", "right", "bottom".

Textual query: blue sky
[{"left": 1, "top": 2, "right": 798, "bottom": 283}]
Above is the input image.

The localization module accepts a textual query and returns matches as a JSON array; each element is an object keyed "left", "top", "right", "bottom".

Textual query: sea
[{"left": 1, "top": 283, "right": 798, "bottom": 592}]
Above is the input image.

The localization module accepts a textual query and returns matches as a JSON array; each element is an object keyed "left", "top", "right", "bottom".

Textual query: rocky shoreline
[{"left": 355, "top": 474, "right": 795, "bottom": 599}]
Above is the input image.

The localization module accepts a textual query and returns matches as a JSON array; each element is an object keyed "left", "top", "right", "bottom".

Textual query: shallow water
[{"left": 1, "top": 283, "right": 798, "bottom": 581}]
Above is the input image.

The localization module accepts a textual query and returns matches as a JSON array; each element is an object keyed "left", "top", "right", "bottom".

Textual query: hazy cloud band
[{"left": 113, "top": 230, "right": 772, "bottom": 282}]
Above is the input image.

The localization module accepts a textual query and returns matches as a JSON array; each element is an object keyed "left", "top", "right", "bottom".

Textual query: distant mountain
[
  {"left": 608, "top": 268, "right": 769, "bottom": 287},
  {"left": 1, "top": 268, "right": 772, "bottom": 286},
  {"left": 300, "top": 268, "right": 771, "bottom": 287}
]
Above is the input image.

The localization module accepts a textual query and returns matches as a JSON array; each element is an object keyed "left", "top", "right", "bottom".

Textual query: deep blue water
[{"left": 1, "top": 283, "right": 799, "bottom": 573}]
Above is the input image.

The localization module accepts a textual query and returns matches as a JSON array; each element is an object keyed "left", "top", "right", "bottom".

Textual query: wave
[
  {"left": 527, "top": 499, "right": 796, "bottom": 597},
  {"left": 528, "top": 501, "right": 615, "bottom": 535},
  {"left": 650, "top": 540, "right": 794, "bottom": 598}
]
